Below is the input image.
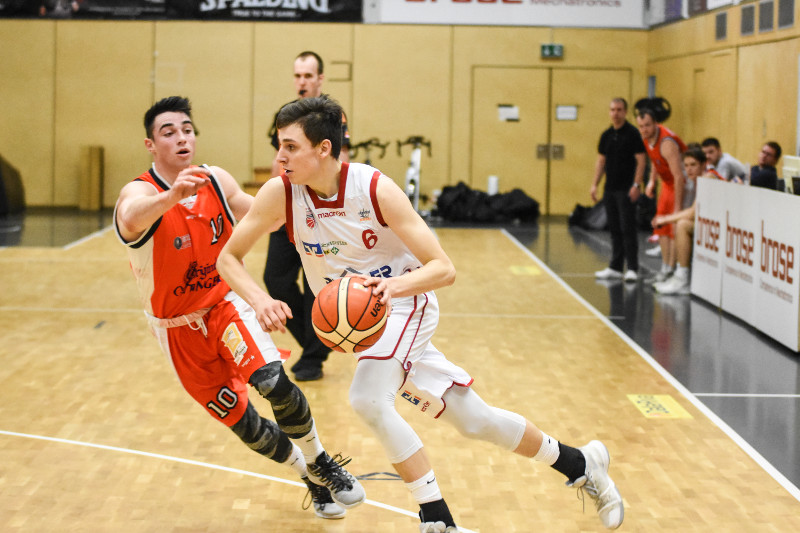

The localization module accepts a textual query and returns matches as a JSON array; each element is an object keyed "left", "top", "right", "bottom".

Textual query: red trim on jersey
[
  {"left": 307, "top": 162, "right": 349, "bottom": 210},
  {"left": 369, "top": 171, "right": 387, "bottom": 226},
  {"left": 436, "top": 379, "right": 475, "bottom": 419},
  {"left": 357, "top": 294, "right": 428, "bottom": 364},
  {"left": 281, "top": 174, "right": 294, "bottom": 244},
  {"left": 707, "top": 168, "right": 725, "bottom": 180}
]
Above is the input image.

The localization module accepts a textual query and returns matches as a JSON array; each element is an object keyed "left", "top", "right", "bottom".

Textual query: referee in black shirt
[{"left": 591, "top": 97, "right": 647, "bottom": 282}]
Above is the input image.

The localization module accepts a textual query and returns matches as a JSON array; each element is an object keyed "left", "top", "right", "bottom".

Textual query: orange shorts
[
  {"left": 148, "top": 292, "right": 288, "bottom": 427},
  {"left": 654, "top": 181, "right": 675, "bottom": 238}
]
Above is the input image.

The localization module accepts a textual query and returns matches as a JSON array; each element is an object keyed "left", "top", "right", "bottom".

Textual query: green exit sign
[{"left": 541, "top": 43, "right": 564, "bottom": 59}]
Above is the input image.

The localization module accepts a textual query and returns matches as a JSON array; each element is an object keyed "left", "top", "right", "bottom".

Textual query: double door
[{"left": 471, "top": 67, "right": 632, "bottom": 215}]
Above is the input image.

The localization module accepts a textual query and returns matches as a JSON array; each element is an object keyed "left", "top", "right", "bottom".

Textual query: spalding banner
[{"left": 0, "top": 0, "right": 363, "bottom": 22}]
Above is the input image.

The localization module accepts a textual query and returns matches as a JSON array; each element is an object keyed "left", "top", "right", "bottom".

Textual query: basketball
[{"left": 311, "top": 277, "right": 388, "bottom": 353}]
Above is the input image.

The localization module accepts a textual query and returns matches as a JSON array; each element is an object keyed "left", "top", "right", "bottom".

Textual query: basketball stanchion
[{"left": 397, "top": 136, "right": 432, "bottom": 216}]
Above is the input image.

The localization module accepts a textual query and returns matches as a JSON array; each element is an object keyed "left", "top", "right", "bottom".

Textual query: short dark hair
[
  {"left": 701, "top": 137, "right": 721, "bottom": 149},
  {"left": 276, "top": 95, "right": 342, "bottom": 159},
  {"left": 611, "top": 97, "right": 628, "bottom": 111},
  {"left": 297, "top": 50, "right": 323, "bottom": 75},
  {"left": 144, "top": 96, "right": 195, "bottom": 139},
  {"left": 636, "top": 107, "right": 658, "bottom": 123},
  {"left": 683, "top": 146, "right": 706, "bottom": 164},
  {"left": 766, "top": 141, "right": 782, "bottom": 161}
]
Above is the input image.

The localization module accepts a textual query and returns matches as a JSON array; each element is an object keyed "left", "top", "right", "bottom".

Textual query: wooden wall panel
[
  {"left": 0, "top": 21, "right": 56, "bottom": 206},
  {"left": 54, "top": 21, "right": 153, "bottom": 207}
]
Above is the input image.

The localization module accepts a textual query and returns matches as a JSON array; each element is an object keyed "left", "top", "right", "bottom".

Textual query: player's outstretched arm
[
  {"left": 116, "top": 166, "right": 210, "bottom": 242},
  {"left": 365, "top": 175, "right": 455, "bottom": 304},
  {"left": 218, "top": 177, "right": 292, "bottom": 333}
]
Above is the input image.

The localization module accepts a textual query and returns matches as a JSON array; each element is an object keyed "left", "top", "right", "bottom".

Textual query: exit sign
[{"left": 540, "top": 43, "right": 563, "bottom": 59}]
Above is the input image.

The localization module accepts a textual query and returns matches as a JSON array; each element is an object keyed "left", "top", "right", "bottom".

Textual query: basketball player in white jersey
[
  {"left": 114, "top": 96, "right": 364, "bottom": 521},
  {"left": 218, "top": 96, "right": 624, "bottom": 532}
]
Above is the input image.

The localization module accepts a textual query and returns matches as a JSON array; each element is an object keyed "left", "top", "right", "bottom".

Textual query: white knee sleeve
[
  {"left": 439, "top": 386, "right": 526, "bottom": 451},
  {"left": 349, "top": 358, "right": 424, "bottom": 463}
]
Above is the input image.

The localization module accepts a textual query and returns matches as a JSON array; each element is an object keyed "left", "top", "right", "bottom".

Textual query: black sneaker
[
  {"left": 301, "top": 476, "right": 345, "bottom": 519},
  {"left": 294, "top": 365, "right": 323, "bottom": 381},
  {"left": 306, "top": 452, "right": 365, "bottom": 508}
]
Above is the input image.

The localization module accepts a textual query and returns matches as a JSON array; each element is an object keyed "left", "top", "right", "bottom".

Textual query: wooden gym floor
[{"left": 1, "top": 215, "right": 799, "bottom": 532}]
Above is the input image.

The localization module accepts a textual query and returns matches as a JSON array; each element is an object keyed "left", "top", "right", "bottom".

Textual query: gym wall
[{"left": 1, "top": 7, "right": 797, "bottom": 214}]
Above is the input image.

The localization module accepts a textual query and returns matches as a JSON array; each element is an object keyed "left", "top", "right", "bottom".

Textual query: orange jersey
[
  {"left": 643, "top": 124, "right": 687, "bottom": 186},
  {"left": 115, "top": 166, "right": 235, "bottom": 319}
]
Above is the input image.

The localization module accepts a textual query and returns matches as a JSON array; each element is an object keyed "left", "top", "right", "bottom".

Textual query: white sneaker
[
  {"left": 656, "top": 274, "right": 690, "bottom": 295},
  {"left": 302, "top": 476, "right": 346, "bottom": 519},
  {"left": 595, "top": 267, "right": 623, "bottom": 280},
  {"left": 419, "top": 522, "right": 458, "bottom": 533},
  {"left": 645, "top": 245, "right": 661, "bottom": 257},
  {"left": 623, "top": 270, "right": 638, "bottom": 282},
  {"left": 647, "top": 270, "right": 672, "bottom": 285},
  {"left": 567, "top": 440, "right": 624, "bottom": 530},
  {"left": 306, "top": 452, "right": 365, "bottom": 508}
]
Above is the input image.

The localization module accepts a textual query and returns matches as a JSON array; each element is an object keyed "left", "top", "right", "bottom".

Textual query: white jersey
[{"left": 284, "top": 162, "right": 422, "bottom": 295}]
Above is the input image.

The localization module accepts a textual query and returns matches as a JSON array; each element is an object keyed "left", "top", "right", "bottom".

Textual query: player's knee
[
  {"left": 454, "top": 412, "right": 496, "bottom": 442},
  {"left": 249, "top": 361, "right": 287, "bottom": 398},
  {"left": 349, "top": 387, "right": 384, "bottom": 425}
]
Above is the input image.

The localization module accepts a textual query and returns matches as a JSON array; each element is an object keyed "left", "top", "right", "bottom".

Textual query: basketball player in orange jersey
[
  {"left": 114, "top": 96, "right": 364, "bottom": 520},
  {"left": 637, "top": 108, "right": 688, "bottom": 283},
  {"left": 218, "top": 96, "right": 625, "bottom": 532}
]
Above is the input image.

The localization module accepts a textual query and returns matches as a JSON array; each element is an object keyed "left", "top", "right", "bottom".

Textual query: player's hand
[
  {"left": 645, "top": 181, "right": 655, "bottom": 198},
  {"left": 251, "top": 292, "right": 293, "bottom": 333},
  {"left": 360, "top": 276, "right": 393, "bottom": 310},
  {"left": 170, "top": 166, "right": 211, "bottom": 202},
  {"left": 628, "top": 184, "right": 641, "bottom": 202},
  {"left": 590, "top": 184, "right": 599, "bottom": 204}
]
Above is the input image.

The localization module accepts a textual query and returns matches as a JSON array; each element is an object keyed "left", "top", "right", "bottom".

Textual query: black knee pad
[
  {"left": 250, "top": 362, "right": 312, "bottom": 439},
  {"left": 249, "top": 361, "right": 286, "bottom": 398},
  {"left": 230, "top": 402, "right": 292, "bottom": 462}
]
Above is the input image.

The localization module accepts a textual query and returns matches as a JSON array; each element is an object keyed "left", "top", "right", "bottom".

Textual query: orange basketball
[{"left": 311, "top": 277, "right": 388, "bottom": 353}]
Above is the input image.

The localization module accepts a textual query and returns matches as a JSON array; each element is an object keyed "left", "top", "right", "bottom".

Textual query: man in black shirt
[
  {"left": 591, "top": 98, "right": 647, "bottom": 282},
  {"left": 749, "top": 141, "right": 781, "bottom": 190}
]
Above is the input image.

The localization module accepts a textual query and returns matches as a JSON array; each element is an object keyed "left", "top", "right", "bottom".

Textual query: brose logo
[
  {"left": 760, "top": 220, "right": 794, "bottom": 284},
  {"left": 694, "top": 203, "right": 720, "bottom": 252},
  {"left": 725, "top": 211, "right": 754, "bottom": 267}
]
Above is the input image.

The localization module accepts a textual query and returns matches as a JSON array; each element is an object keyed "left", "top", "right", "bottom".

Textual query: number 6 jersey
[{"left": 284, "top": 162, "right": 422, "bottom": 295}]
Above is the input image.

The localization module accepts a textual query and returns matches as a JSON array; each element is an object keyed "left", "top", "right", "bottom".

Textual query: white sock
[
  {"left": 674, "top": 265, "right": 689, "bottom": 280},
  {"left": 406, "top": 469, "right": 442, "bottom": 504},
  {"left": 660, "top": 262, "right": 673, "bottom": 274},
  {"left": 283, "top": 443, "right": 308, "bottom": 478},
  {"left": 533, "top": 432, "right": 560, "bottom": 465},
  {"left": 293, "top": 420, "right": 325, "bottom": 464}
]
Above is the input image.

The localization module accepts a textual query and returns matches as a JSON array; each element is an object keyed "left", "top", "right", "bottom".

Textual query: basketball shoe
[
  {"left": 595, "top": 267, "right": 623, "bottom": 280},
  {"left": 566, "top": 440, "right": 624, "bottom": 529},
  {"left": 306, "top": 452, "right": 365, "bottom": 508},
  {"left": 419, "top": 522, "right": 459, "bottom": 533},
  {"left": 302, "top": 476, "right": 346, "bottom": 519}
]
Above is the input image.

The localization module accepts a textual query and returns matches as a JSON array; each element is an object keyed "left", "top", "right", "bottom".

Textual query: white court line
[
  {"left": 0, "top": 429, "right": 478, "bottom": 533},
  {"left": 501, "top": 228, "right": 800, "bottom": 503},
  {"left": 63, "top": 225, "right": 114, "bottom": 250},
  {"left": 694, "top": 393, "right": 800, "bottom": 399},
  {"left": 0, "top": 306, "right": 141, "bottom": 313},
  {"left": 441, "top": 313, "right": 599, "bottom": 319}
]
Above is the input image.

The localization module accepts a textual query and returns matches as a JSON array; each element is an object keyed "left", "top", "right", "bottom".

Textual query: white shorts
[{"left": 356, "top": 291, "right": 472, "bottom": 418}]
